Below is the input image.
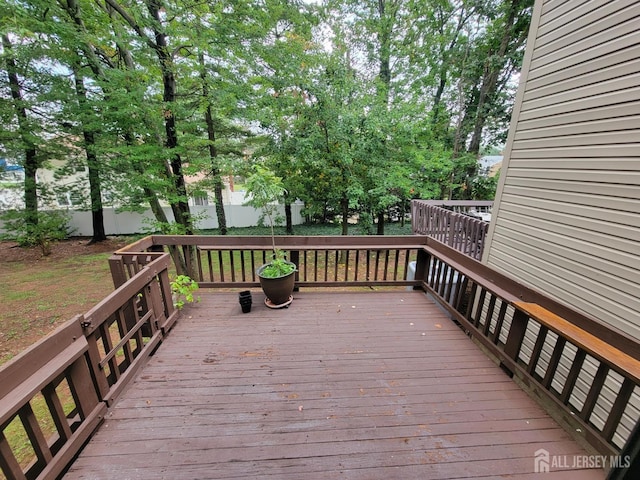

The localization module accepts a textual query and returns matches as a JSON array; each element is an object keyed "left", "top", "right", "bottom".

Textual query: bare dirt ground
[{"left": 0, "top": 237, "right": 130, "bottom": 364}]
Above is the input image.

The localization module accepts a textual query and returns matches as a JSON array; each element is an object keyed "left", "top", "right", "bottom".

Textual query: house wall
[
  {"left": 482, "top": 0, "right": 640, "bottom": 450},
  {"left": 484, "top": 0, "right": 640, "bottom": 341}
]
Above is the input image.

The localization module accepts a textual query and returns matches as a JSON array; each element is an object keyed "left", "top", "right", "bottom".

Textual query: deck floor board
[{"left": 65, "top": 291, "right": 604, "bottom": 479}]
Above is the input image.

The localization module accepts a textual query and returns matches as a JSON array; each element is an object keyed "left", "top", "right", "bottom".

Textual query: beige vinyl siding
[
  {"left": 484, "top": 0, "right": 640, "bottom": 339},
  {"left": 480, "top": 0, "right": 640, "bottom": 451}
]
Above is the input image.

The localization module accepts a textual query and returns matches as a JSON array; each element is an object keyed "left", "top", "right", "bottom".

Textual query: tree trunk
[
  {"left": 105, "top": 0, "right": 193, "bottom": 235},
  {"left": 73, "top": 73, "right": 107, "bottom": 243},
  {"left": 86, "top": 133, "right": 107, "bottom": 243},
  {"left": 376, "top": 211, "right": 385, "bottom": 235},
  {"left": 284, "top": 198, "right": 293, "bottom": 235},
  {"left": 468, "top": 0, "right": 525, "bottom": 154},
  {"left": 340, "top": 195, "right": 349, "bottom": 236},
  {"left": 2, "top": 34, "right": 38, "bottom": 229},
  {"left": 149, "top": 2, "right": 192, "bottom": 233},
  {"left": 200, "top": 52, "right": 228, "bottom": 235}
]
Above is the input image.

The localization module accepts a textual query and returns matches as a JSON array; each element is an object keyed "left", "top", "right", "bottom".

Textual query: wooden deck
[{"left": 65, "top": 291, "right": 605, "bottom": 479}]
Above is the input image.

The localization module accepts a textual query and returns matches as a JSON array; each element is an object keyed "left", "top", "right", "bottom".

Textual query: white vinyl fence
[{"left": 0, "top": 203, "right": 305, "bottom": 237}]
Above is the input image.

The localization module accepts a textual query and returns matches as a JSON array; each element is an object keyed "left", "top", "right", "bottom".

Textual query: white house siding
[{"left": 482, "top": 0, "right": 640, "bottom": 450}]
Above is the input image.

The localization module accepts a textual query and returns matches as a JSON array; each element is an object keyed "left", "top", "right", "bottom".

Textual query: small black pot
[{"left": 239, "top": 291, "right": 252, "bottom": 313}]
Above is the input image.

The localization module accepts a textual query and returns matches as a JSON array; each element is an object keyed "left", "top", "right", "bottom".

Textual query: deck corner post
[
  {"left": 108, "top": 255, "right": 127, "bottom": 289},
  {"left": 413, "top": 248, "right": 430, "bottom": 289}
]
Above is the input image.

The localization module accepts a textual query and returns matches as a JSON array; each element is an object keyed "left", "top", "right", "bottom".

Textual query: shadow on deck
[{"left": 65, "top": 291, "right": 604, "bottom": 479}]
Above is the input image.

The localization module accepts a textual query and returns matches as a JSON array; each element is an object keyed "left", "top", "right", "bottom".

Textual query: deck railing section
[
  {"left": 418, "top": 240, "right": 640, "bottom": 461},
  {"left": 0, "top": 252, "right": 177, "bottom": 480},
  {"left": 2, "top": 234, "right": 639, "bottom": 479},
  {"left": 139, "top": 235, "right": 422, "bottom": 288},
  {"left": 411, "top": 200, "right": 492, "bottom": 260}
]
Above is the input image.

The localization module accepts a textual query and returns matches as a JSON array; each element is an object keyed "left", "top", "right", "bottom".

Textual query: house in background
[
  {"left": 0, "top": 158, "right": 24, "bottom": 210},
  {"left": 478, "top": 154, "right": 503, "bottom": 176},
  {"left": 482, "top": 0, "right": 640, "bottom": 452},
  {"left": 0, "top": 157, "right": 239, "bottom": 210},
  {"left": 0, "top": 156, "right": 295, "bottom": 235}
]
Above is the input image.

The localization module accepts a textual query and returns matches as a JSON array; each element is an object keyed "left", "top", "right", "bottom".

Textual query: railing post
[
  {"left": 500, "top": 309, "right": 530, "bottom": 377},
  {"left": 290, "top": 250, "right": 300, "bottom": 291},
  {"left": 109, "top": 255, "right": 128, "bottom": 289},
  {"left": 413, "top": 248, "right": 430, "bottom": 289}
]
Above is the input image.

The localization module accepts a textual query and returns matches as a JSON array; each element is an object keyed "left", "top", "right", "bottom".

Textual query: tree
[
  {"left": 101, "top": 0, "right": 193, "bottom": 234},
  {"left": 454, "top": 0, "right": 533, "bottom": 156},
  {"left": 1, "top": 34, "right": 40, "bottom": 231},
  {"left": 1, "top": 0, "right": 530, "bottom": 242}
]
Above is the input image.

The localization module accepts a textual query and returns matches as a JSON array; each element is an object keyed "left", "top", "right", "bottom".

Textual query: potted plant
[
  {"left": 245, "top": 165, "right": 296, "bottom": 307},
  {"left": 170, "top": 274, "right": 200, "bottom": 309}
]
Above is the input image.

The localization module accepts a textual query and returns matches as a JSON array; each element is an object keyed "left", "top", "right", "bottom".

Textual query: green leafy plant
[
  {"left": 0, "top": 209, "right": 73, "bottom": 256},
  {"left": 259, "top": 249, "right": 296, "bottom": 278},
  {"left": 170, "top": 275, "right": 200, "bottom": 309},
  {"left": 244, "top": 166, "right": 296, "bottom": 278}
]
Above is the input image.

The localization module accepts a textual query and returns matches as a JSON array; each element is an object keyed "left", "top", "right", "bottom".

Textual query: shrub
[{"left": 0, "top": 209, "right": 73, "bottom": 256}]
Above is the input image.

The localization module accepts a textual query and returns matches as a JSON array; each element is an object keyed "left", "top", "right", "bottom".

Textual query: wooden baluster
[
  {"left": 542, "top": 337, "right": 567, "bottom": 390},
  {"left": 483, "top": 295, "right": 497, "bottom": 335},
  {"left": 19, "top": 403, "right": 52, "bottom": 466},
  {"left": 492, "top": 302, "right": 509, "bottom": 345},
  {"left": 501, "top": 309, "right": 530, "bottom": 376},
  {"left": 0, "top": 430, "right": 25, "bottom": 480},
  {"left": 527, "top": 325, "right": 549, "bottom": 376},
  {"left": 560, "top": 349, "right": 586, "bottom": 405},
  {"left": 602, "top": 377, "right": 635, "bottom": 442},
  {"left": 204, "top": 251, "right": 212, "bottom": 282},
  {"left": 240, "top": 250, "right": 247, "bottom": 282},
  {"left": 579, "top": 363, "right": 609, "bottom": 421}
]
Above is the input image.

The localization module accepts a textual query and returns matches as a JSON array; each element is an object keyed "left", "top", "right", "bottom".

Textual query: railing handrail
[
  {"left": 411, "top": 199, "right": 494, "bottom": 208},
  {"left": 141, "top": 234, "right": 422, "bottom": 249},
  {"left": 2, "top": 234, "right": 638, "bottom": 479}
]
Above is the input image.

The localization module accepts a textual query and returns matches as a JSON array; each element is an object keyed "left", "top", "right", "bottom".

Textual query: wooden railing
[
  {"left": 131, "top": 235, "right": 422, "bottom": 288},
  {"left": 417, "top": 240, "right": 640, "bottom": 462},
  {"left": 1, "top": 234, "right": 639, "bottom": 479},
  {"left": 411, "top": 200, "right": 492, "bottom": 260},
  {"left": 0, "top": 252, "right": 177, "bottom": 480},
  {"left": 412, "top": 199, "right": 494, "bottom": 214}
]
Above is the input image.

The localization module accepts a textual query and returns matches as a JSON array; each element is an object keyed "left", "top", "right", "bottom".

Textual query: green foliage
[
  {"left": 357, "top": 212, "right": 374, "bottom": 235},
  {"left": 0, "top": 210, "right": 73, "bottom": 256},
  {"left": 258, "top": 250, "right": 296, "bottom": 279},
  {"left": 0, "top": 0, "right": 529, "bottom": 241},
  {"left": 244, "top": 166, "right": 287, "bottom": 224},
  {"left": 170, "top": 275, "right": 200, "bottom": 309},
  {"left": 469, "top": 172, "right": 500, "bottom": 200},
  {"left": 244, "top": 165, "right": 288, "bottom": 252}
]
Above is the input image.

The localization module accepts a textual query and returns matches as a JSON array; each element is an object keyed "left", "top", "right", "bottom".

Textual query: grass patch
[
  {"left": 62, "top": 252, "right": 115, "bottom": 265},
  {"left": 4, "top": 290, "right": 37, "bottom": 302},
  {"left": 200, "top": 221, "right": 412, "bottom": 236}
]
